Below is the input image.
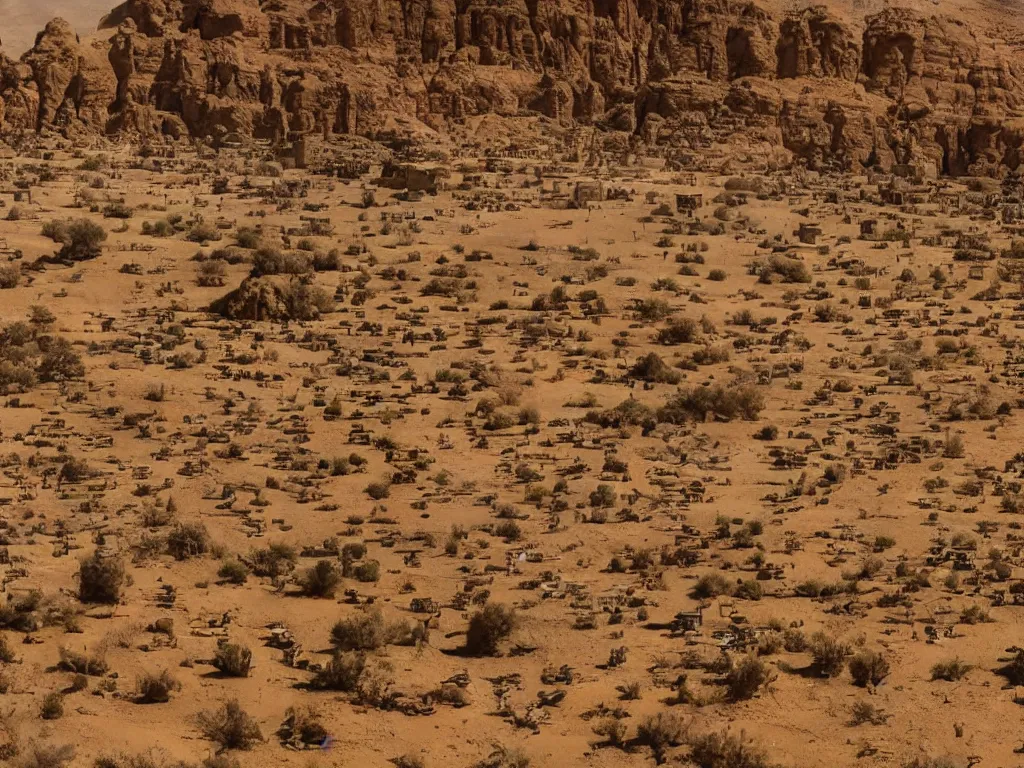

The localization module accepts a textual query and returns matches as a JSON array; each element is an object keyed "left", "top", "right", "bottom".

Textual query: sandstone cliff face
[{"left": 3, "top": 0, "right": 1024, "bottom": 176}]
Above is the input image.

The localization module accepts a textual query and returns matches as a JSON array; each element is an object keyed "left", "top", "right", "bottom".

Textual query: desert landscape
[{"left": 1, "top": 1, "right": 1024, "bottom": 767}]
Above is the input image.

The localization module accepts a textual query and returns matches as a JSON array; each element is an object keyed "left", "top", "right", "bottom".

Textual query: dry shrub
[
  {"left": 197, "top": 700, "right": 263, "bottom": 750},
  {"left": 931, "top": 658, "right": 971, "bottom": 681},
  {"left": 136, "top": 669, "right": 180, "bottom": 703},
  {"left": 77, "top": 553, "right": 125, "bottom": 605},
  {"left": 725, "top": 655, "right": 775, "bottom": 701},
  {"left": 689, "top": 729, "right": 773, "bottom": 768},
  {"left": 635, "top": 711, "right": 687, "bottom": 764},
  {"left": 472, "top": 745, "right": 530, "bottom": 768},
  {"left": 311, "top": 651, "right": 365, "bottom": 691},
  {"left": 658, "top": 383, "right": 765, "bottom": 423},
  {"left": 279, "top": 705, "right": 327, "bottom": 747},
  {"left": 464, "top": 603, "right": 516, "bottom": 656},
  {"left": 166, "top": 523, "right": 209, "bottom": 560},
  {"left": 810, "top": 632, "right": 850, "bottom": 677},
  {"left": 212, "top": 643, "right": 252, "bottom": 677},
  {"left": 298, "top": 560, "right": 341, "bottom": 598},
  {"left": 848, "top": 650, "right": 890, "bottom": 687},
  {"left": 58, "top": 646, "right": 108, "bottom": 676}
]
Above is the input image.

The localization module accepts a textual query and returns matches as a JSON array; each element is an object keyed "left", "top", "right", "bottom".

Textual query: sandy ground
[{"left": 0, "top": 141, "right": 1018, "bottom": 768}]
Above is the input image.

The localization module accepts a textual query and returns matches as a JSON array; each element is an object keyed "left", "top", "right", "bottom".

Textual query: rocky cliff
[{"left": 1, "top": 0, "right": 1023, "bottom": 175}]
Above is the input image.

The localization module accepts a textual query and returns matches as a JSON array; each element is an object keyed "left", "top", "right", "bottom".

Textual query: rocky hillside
[{"left": 1, "top": 0, "right": 1024, "bottom": 175}]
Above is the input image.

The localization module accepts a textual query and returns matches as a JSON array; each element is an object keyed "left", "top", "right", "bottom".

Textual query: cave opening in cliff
[{"left": 726, "top": 27, "right": 758, "bottom": 80}]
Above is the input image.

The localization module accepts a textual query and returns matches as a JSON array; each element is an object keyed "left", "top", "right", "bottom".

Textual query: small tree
[
  {"left": 37, "top": 338, "right": 84, "bottom": 382},
  {"left": 57, "top": 219, "right": 107, "bottom": 261}
]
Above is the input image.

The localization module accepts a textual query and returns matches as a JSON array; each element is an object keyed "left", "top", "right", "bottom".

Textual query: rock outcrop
[{"left": 2, "top": 0, "right": 1024, "bottom": 175}]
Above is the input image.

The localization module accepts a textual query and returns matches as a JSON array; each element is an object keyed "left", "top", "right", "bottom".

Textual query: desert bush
[
  {"left": 931, "top": 658, "right": 971, "bottom": 681},
  {"left": 279, "top": 705, "right": 328, "bottom": 747},
  {"left": 166, "top": 523, "right": 209, "bottom": 560},
  {"left": 40, "top": 692, "right": 64, "bottom": 719},
  {"left": 0, "top": 265, "right": 20, "bottom": 289},
  {"left": 52, "top": 219, "right": 107, "bottom": 262},
  {"left": 58, "top": 646, "right": 108, "bottom": 676},
  {"left": 77, "top": 553, "right": 125, "bottom": 604},
  {"left": 635, "top": 711, "right": 686, "bottom": 764},
  {"left": 37, "top": 338, "right": 84, "bottom": 382},
  {"left": 331, "top": 610, "right": 390, "bottom": 651},
  {"left": 19, "top": 742, "right": 76, "bottom": 768},
  {"left": 298, "top": 560, "right": 341, "bottom": 597},
  {"left": 103, "top": 203, "right": 133, "bottom": 219},
  {"left": 247, "top": 543, "right": 297, "bottom": 577},
  {"left": 472, "top": 745, "right": 530, "bottom": 768},
  {"left": 197, "top": 700, "right": 263, "bottom": 750},
  {"left": 656, "top": 317, "right": 701, "bottom": 345},
  {"left": 658, "top": 383, "right": 765, "bottom": 423},
  {"left": 758, "top": 254, "right": 811, "bottom": 284},
  {"left": 365, "top": 479, "right": 391, "bottom": 499},
  {"left": 592, "top": 718, "right": 628, "bottom": 747},
  {"left": 464, "top": 603, "right": 517, "bottom": 656},
  {"left": 196, "top": 259, "right": 227, "bottom": 287},
  {"left": 217, "top": 560, "right": 249, "bottom": 585},
  {"left": 959, "top": 605, "right": 992, "bottom": 625},
  {"left": 494, "top": 520, "right": 522, "bottom": 541},
  {"left": 187, "top": 222, "right": 221, "bottom": 243},
  {"left": 692, "top": 572, "right": 733, "bottom": 599},
  {"left": 250, "top": 247, "right": 311, "bottom": 276},
  {"left": 589, "top": 484, "right": 616, "bottom": 508},
  {"left": 810, "top": 632, "right": 850, "bottom": 677},
  {"left": 734, "top": 580, "right": 763, "bottom": 601},
  {"left": 850, "top": 700, "right": 889, "bottom": 725},
  {"left": 136, "top": 669, "right": 180, "bottom": 703},
  {"left": 726, "top": 655, "right": 775, "bottom": 701},
  {"left": 312, "top": 651, "right": 365, "bottom": 691},
  {"left": 0, "top": 634, "right": 14, "bottom": 664},
  {"left": 234, "top": 227, "right": 261, "bottom": 249},
  {"left": 636, "top": 298, "right": 673, "bottom": 322},
  {"left": 352, "top": 560, "right": 380, "bottom": 583},
  {"left": 848, "top": 650, "right": 890, "bottom": 687},
  {"left": 212, "top": 643, "right": 253, "bottom": 678},
  {"left": 629, "top": 353, "right": 681, "bottom": 384},
  {"left": 689, "top": 729, "right": 773, "bottom": 768}
]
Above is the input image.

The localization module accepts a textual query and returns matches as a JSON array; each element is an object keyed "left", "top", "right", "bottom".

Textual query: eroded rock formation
[{"left": 2, "top": 0, "right": 1024, "bottom": 175}]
